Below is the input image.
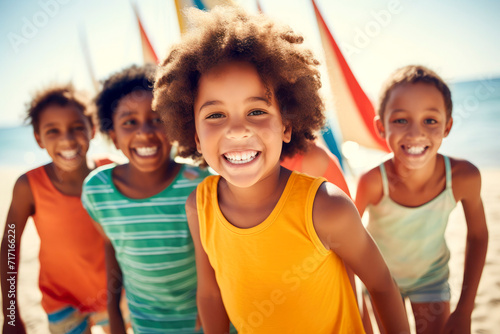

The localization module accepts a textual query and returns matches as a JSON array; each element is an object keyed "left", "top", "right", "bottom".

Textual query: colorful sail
[
  {"left": 174, "top": 0, "right": 236, "bottom": 34},
  {"left": 311, "top": 0, "right": 389, "bottom": 152},
  {"left": 132, "top": 3, "right": 159, "bottom": 64}
]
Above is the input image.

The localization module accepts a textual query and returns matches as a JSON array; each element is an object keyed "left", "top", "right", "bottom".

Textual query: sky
[{"left": 0, "top": 0, "right": 499, "bottom": 127}]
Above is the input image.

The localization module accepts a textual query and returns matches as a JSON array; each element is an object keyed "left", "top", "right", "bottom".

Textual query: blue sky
[{"left": 1, "top": 0, "right": 499, "bottom": 127}]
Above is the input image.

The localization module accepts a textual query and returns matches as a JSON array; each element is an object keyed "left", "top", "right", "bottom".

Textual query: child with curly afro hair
[{"left": 154, "top": 6, "right": 410, "bottom": 333}]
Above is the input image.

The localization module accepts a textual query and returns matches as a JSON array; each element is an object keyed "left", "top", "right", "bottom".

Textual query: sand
[{"left": 0, "top": 165, "right": 499, "bottom": 333}]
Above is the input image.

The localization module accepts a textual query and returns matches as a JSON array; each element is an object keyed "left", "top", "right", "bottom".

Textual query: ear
[
  {"left": 34, "top": 131, "right": 44, "bottom": 149},
  {"left": 282, "top": 123, "right": 292, "bottom": 144},
  {"left": 374, "top": 116, "right": 386, "bottom": 138},
  {"left": 194, "top": 132, "right": 202, "bottom": 154},
  {"left": 444, "top": 117, "right": 453, "bottom": 137},
  {"left": 108, "top": 130, "right": 119, "bottom": 150}
]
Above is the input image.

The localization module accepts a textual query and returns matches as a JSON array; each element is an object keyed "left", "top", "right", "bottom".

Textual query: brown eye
[
  {"left": 207, "top": 113, "right": 224, "bottom": 119},
  {"left": 248, "top": 109, "right": 266, "bottom": 116}
]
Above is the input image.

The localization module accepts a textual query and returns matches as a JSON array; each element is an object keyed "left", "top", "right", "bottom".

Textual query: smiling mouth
[
  {"left": 60, "top": 149, "right": 78, "bottom": 160},
  {"left": 223, "top": 150, "right": 259, "bottom": 164},
  {"left": 135, "top": 146, "right": 158, "bottom": 157},
  {"left": 404, "top": 145, "right": 428, "bottom": 155}
]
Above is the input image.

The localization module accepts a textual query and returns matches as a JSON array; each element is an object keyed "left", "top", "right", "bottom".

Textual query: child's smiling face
[
  {"left": 110, "top": 91, "right": 172, "bottom": 173},
  {"left": 194, "top": 61, "right": 291, "bottom": 188},
  {"left": 376, "top": 82, "right": 453, "bottom": 170},
  {"left": 35, "top": 104, "right": 93, "bottom": 172}
]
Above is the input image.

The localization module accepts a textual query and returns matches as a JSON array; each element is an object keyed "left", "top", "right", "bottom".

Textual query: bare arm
[
  {"left": 314, "top": 183, "right": 409, "bottom": 334},
  {"left": 186, "top": 190, "right": 230, "bottom": 334},
  {"left": 354, "top": 167, "right": 383, "bottom": 217},
  {"left": 105, "top": 240, "right": 127, "bottom": 334},
  {"left": 1, "top": 175, "right": 34, "bottom": 334},
  {"left": 443, "top": 161, "right": 488, "bottom": 333}
]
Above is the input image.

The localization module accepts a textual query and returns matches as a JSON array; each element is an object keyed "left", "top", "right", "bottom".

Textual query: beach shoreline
[{"left": 0, "top": 165, "right": 499, "bottom": 333}]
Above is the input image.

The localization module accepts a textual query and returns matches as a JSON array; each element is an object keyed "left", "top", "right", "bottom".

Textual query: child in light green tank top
[{"left": 355, "top": 65, "right": 488, "bottom": 334}]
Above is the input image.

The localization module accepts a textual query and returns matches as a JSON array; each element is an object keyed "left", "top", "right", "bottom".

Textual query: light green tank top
[{"left": 367, "top": 156, "right": 456, "bottom": 291}]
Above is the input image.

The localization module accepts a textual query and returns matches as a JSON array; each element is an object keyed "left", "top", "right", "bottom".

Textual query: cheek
[
  {"left": 195, "top": 126, "right": 214, "bottom": 151},
  {"left": 431, "top": 127, "right": 447, "bottom": 138},
  {"left": 260, "top": 119, "right": 285, "bottom": 140}
]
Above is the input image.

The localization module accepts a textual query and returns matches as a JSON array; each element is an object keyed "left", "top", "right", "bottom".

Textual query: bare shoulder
[
  {"left": 5, "top": 173, "right": 35, "bottom": 230},
  {"left": 185, "top": 188, "right": 198, "bottom": 214},
  {"left": 315, "top": 182, "right": 353, "bottom": 211},
  {"left": 313, "top": 182, "right": 361, "bottom": 249},
  {"left": 449, "top": 157, "right": 481, "bottom": 200},
  {"left": 358, "top": 165, "right": 383, "bottom": 189},
  {"left": 449, "top": 157, "right": 481, "bottom": 179},
  {"left": 355, "top": 165, "right": 384, "bottom": 206},
  {"left": 12, "top": 173, "right": 34, "bottom": 205}
]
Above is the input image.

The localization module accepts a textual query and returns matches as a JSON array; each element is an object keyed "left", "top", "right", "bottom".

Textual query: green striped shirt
[{"left": 82, "top": 164, "right": 210, "bottom": 333}]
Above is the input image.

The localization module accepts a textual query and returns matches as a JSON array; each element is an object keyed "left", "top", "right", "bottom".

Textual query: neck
[
  {"left": 125, "top": 159, "right": 178, "bottom": 187},
  {"left": 219, "top": 165, "right": 289, "bottom": 210},
  {"left": 49, "top": 162, "right": 91, "bottom": 184},
  {"left": 391, "top": 155, "right": 440, "bottom": 187}
]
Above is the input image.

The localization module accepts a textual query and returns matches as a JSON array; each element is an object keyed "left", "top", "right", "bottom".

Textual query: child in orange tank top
[
  {"left": 0, "top": 84, "right": 108, "bottom": 334},
  {"left": 153, "top": 7, "right": 410, "bottom": 333}
]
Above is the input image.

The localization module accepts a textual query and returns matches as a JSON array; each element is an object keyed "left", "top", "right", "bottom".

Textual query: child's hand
[{"left": 441, "top": 310, "right": 471, "bottom": 334}]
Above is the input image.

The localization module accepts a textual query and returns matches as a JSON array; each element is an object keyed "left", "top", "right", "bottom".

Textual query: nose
[
  {"left": 226, "top": 117, "right": 250, "bottom": 140},
  {"left": 60, "top": 129, "right": 76, "bottom": 143},
  {"left": 407, "top": 121, "right": 425, "bottom": 138},
  {"left": 136, "top": 121, "right": 155, "bottom": 137}
]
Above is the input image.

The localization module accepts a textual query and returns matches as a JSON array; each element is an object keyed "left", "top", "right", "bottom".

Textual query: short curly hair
[
  {"left": 378, "top": 65, "right": 453, "bottom": 121},
  {"left": 26, "top": 83, "right": 91, "bottom": 133},
  {"left": 153, "top": 6, "right": 325, "bottom": 164},
  {"left": 94, "top": 64, "right": 156, "bottom": 135}
]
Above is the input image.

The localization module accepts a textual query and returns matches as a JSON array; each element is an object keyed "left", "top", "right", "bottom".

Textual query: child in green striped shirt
[{"left": 81, "top": 64, "right": 210, "bottom": 333}]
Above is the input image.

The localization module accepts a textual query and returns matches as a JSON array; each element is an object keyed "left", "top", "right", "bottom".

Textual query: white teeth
[
  {"left": 136, "top": 146, "right": 158, "bottom": 157},
  {"left": 407, "top": 145, "right": 425, "bottom": 155},
  {"left": 60, "top": 149, "right": 78, "bottom": 159},
  {"left": 224, "top": 151, "right": 258, "bottom": 164}
]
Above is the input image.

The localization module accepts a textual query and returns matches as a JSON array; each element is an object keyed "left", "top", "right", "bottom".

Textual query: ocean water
[{"left": 0, "top": 77, "right": 499, "bottom": 171}]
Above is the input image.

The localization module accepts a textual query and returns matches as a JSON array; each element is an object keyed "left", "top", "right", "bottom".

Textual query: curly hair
[
  {"left": 378, "top": 65, "right": 453, "bottom": 121},
  {"left": 26, "top": 83, "right": 91, "bottom": 133},
  {"left": 94, "top": 64, "right": 157, "bottom": 135},
  {"left": 153, "top": 6, "right": 325, "bottom": 164}
]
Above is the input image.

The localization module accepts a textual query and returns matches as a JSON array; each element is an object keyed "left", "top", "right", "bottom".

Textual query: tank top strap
[
  {"left": 443, "top": 155, "right": 452, "bottom": 189},
  {"left": 379, "top": 163, "right": 389, "bottom": 196}
]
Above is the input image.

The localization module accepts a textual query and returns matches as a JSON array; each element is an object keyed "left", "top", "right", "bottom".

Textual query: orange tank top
[
  {"left": 197, "top": 172, "right": 364, "bottom": 333},
  {"left": 27, "top": 166, "right": 107, "bottom": 313}
]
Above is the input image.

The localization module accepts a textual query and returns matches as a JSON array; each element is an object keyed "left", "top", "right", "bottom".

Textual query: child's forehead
[
  {"left": 119, "top": 90, "right": 153, "bottom": 105},
  {"left": 389, "top": 82, "right": 443, "bottom": 100},
  {"left": 197, "top": 61, "right": 274, "bottom": 102},
  {"left": 115, "top": 90, "right": 154, "bottom": 112},
  {"left": 40, "top": 103, "right": 87, "bottom": 122},
  {"left": 203, "top": 61, "right": 262, "bottom": 81},
  {"left": 386, "top": 82, "right": 446, "bottom": 110}
]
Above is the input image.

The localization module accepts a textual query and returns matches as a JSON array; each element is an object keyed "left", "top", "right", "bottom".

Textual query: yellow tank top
[{"left": 197, "top": 171, "right": 364, "bottom": 333}]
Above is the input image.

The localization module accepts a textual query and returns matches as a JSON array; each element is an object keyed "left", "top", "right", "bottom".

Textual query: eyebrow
[
  {"left": 41, "top": 120, "right": 85, "bottom": 129},
  {"left": 116, "top": 110, "right": 138, "bottom": 119},
  {"left": 390, "top": 108, "right": 442, "bottom": 114},
  {"left": 198, "top": 96, "right": 270, "bottom": 112}
]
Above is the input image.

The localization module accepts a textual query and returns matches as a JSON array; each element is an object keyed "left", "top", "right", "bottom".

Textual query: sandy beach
[{"left": 0, "top": 165, "right": 499, "bottom": 333}]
